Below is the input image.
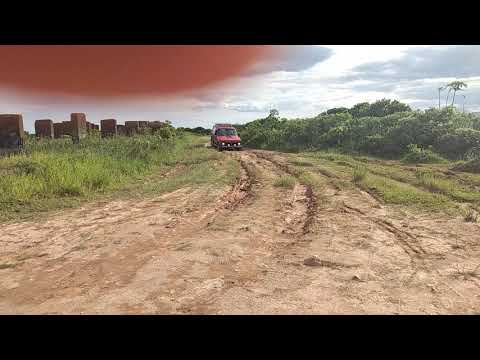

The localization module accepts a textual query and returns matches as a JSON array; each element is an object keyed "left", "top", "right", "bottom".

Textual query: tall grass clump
[
  {"left": 273, "top": 175, "right": 296, "bottom": 189},
  {"left": 0, "top": 133, "right": 208, "bottom": 220},
  {"left": 414, "top": 169, "right": 440, "bottom": 192},
  {"left": 352, "top": 165, "right": 367, "bottom": 183}
]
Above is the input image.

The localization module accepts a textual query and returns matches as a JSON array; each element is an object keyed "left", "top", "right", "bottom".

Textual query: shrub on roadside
[{"left": 402, "top": 144, "right": 446, "bottom": 164}]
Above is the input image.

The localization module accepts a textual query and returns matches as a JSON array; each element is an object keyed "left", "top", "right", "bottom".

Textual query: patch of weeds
[
  {"left": 0, "top": 262, "right": 17, "bottom": 270},
  {"left": 290, "top": 160, "right": 314, "bottom": 167},
  {"left": 273, "top": 175, "right": 296, "bottom": 189},
  {"left": 415, "top": 170, "right": 440, "bottom": 192},
  {"left": 463, "top": 208, "right": 478, "bottom": 223},
  {"left": 352, "top": 165, "right": 367, "bottom": 183}
]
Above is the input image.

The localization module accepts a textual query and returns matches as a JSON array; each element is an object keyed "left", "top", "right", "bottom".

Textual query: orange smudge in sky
[{"left": 0, "top": 45, "right": 276, "bottom": 97}]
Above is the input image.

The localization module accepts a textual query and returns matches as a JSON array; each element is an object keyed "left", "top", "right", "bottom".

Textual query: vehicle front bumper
[{"left": 219, "top": 143, "right": 242, "bottom": 150}]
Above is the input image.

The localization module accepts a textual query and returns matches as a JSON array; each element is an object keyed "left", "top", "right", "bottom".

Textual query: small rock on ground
[{"left": 303, "top": 255, "right": 322, "bottom": 266}]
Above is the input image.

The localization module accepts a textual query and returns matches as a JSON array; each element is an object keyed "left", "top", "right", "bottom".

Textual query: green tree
[
  {"left": 446, "top": 87, "right": 452, "bottom": 107},
  {"left": 446, "top": 81, "right": 468, "bottom": 107},
  {"left": 326, "top": 107, "right": 349, "bottom": 115},
  {"left": 349, "top": 102, "right": 370, "bottom": 118},
  {"left": 269, "top": 109, "right": 280, "bottom": 118},
  {"left": 438, "top": 86, "right": 445, "bottom": 109},
  {"left": 385, "top": 99, "right": 411, "bottom": 115}
]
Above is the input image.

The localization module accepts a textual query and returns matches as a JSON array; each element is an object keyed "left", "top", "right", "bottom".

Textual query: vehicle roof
[{"left": 213, "top": 123, "right": 234, "bottom": 128}]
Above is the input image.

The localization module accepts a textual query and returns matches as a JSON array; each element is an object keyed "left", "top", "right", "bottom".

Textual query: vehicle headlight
[
  {"left": 238, "top": 142, "right": 241, "bottom": 146},
  {"left": 222, "top": 142, "right": 225, "bottom": 145}
]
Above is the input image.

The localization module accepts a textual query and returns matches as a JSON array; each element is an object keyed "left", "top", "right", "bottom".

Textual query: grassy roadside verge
[
  {"left": 0, "top": 134, "right": 239, "bottom": 223},
  {"left": 283, "top": 150, "right": 480, "bottom": 215}
]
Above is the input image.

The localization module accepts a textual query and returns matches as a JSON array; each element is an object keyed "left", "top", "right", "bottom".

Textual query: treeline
[
  {"left": 177, "top": 126, "right": 211, "bottom": 135},
  {"left": 237, "top": 99, "right": 480, "bottom": 163}
]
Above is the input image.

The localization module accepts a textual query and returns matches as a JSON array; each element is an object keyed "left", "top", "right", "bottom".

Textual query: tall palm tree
[
  {"left": 446, "top": 81, "right": 468, "bottom": 108},
  {"left": 438, "top": 86, "right": 444, "bottom": 109},
  {"left": 446, "top": 87, "right": 452, "bottom": 107}
]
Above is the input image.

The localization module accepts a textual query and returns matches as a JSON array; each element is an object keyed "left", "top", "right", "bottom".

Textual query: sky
[{"left": 0, "top": 45, "right": 479, "bottom": 132}]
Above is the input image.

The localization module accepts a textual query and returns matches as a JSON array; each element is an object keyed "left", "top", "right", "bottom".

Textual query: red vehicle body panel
[
  {"left": 211, "top": 124, "right": 242, "bottom": 150},
  {"left": 216, "top": 135, "right": 241, "bottom": 142}
]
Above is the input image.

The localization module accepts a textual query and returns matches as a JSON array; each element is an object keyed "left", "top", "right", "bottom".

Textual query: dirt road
[{"left": 1, "top": 149, "right": 480, "bottom": 314}]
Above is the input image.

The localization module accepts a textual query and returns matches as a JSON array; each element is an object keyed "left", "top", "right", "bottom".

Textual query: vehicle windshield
[{"left": 216, "top": 128, "right": 237, "bottom": 136}]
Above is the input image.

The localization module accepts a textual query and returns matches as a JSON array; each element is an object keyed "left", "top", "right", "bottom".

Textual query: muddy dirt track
[{"left": 1, "top": 149, "right": 480, "bottom": 314}]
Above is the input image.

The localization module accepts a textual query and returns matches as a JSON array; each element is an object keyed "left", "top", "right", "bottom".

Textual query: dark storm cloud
[
  {"left": 348, "top": 46, "right": 480, "bottom": 81},
  {"left": 247, "top": 46, "right": 333, "bottom": 75}
]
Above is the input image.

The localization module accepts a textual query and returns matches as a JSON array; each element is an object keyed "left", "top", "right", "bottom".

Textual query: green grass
[
  {"left": 352, "top": 165, "right": 367, "bottom": 183},
  {"left": 273, "top": 175, "right": 297, "bottom": 189},
  {"left": 0, "top": 134, "right": 226, "bottom": 222},
  {"left": 358, "top": 173, "right": 451, "bottom": 209},
  {"left": 290, "top": 160, "right": 314, "bottom": 167},
  {"left": 293, "top": 150, "right": 480, "bottom": 207},
  {"left": 285, "top": 151, "right": 462, "bottom": 212}
]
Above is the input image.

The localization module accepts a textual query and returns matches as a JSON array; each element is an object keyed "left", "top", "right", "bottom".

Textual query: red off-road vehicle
[{"left": 211, "top": 124, "right": 242, "bottom": 151}]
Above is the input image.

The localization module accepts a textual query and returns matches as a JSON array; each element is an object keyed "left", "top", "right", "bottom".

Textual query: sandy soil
[{"left": 1, "top": 149, "right": 480, "bottom": 314}]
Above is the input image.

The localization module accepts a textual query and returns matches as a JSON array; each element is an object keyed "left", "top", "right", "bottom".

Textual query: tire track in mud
[
  {"left": 302, "top": 185, "right": 317, "bottom": 235},
  {"left": 249, "top": 150, "right": 317, "bottom": 236},
  {"left": 255, "top": 151, "right": 428, "bottom": 265},
  {"left": 340, "top": 202, "right": 427, "bottom": 261},
  {"left": 165, "top": 151, "right": 480, "bottom": 314},
  {"left": 0, "top": 157, "right": 260, "bottom": 312},
  {"left": 146, "top": 152, "right": 309, "bottom": 314},
  {"left": 156, "top": 157, "right": 256, "bottom": 230},
  {"left": 282, "top": 155, "right": 428, "bottom": 261},
  {"left": 285, "top": 158, "right": 475, "bottom": 304},
  {"left": 217, "top": 159, "right": 255, "bottom": 211},
  {"left": 167, "top": 150, "right": 329, "bottom": 313},
  {"left": 250, "top": 150, "right": 426, "bottom": 262}
]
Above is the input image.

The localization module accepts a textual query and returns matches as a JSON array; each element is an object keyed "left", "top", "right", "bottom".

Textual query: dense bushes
[
  {"left": 435, "top": 128, "right": 480, "bottom": 158},
  {"left": 177, "top": 126, "right": 211, "bottom": 135},
  {"left": 238, "top": 100, "right": 480, "bottom": 162},
  {"left": 321, "top": 99, "right": 411, "bottom": 118}
]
